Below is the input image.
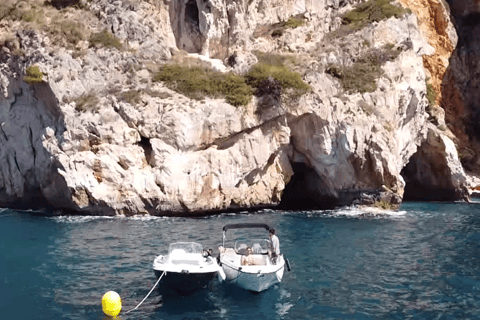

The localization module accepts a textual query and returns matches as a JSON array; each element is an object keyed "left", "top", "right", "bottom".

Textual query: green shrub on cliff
[
  {"left": 284, "top": 15, "right": 306, "bottom": 29},
  {"left": 23, "top": 65, "right": 44, "bottom": 84},
  {"left": 75, "top": 93, "right": 99, "bottom": 112},
  {"left": 327, "top": 0, "right": 411, "bottom": 39},
  {"left": 326, "top": 44, "right": 402, "bottom": 93},
  {"left": 254, "top": 14, "right": 306, "bottom": 38},
  {"left": 0, "top": 3, "right": 44, "bottom": 24},
  {"left": 89, "top": 29, "right": 122, "bottom": 50},
  {"left": 426, "top": 78, "right": 436, "bottom": 107},
  {"left": 253, "top": 50, "right": 296, "bottom": 67},
  {"left": 46, "top": 20, "right": 87, "bottom": 47},
  {"left": 222, "top": 73, "right": 254, "bottom": 106},
  {"left": 153, "top": 57, "right": 310, "bottom": 106},
  {"left": 0, "top": 4, "right": 11, "bottom": 22},
  {"left": 246, "top": 63, "right": 310, "bottom": 95},
  {"left": 121, "top": 90, "right": 142, "bottom": 105},
  {"left": 248, "top": 51, "right": 310, "bottom": 97},
  {"left": 343, "top": 0, "right": 411, "bottom": 31},
  {"left": 153, "top": 64, "right": 253, "bottom": 106}
]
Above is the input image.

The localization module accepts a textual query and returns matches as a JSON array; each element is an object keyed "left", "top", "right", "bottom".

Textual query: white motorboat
[
  {"left": 153, "top": 242, "right": 225, "bottom": 294},
  {"left": 218, "top": 223, "right": 290, "bottom": 292}
]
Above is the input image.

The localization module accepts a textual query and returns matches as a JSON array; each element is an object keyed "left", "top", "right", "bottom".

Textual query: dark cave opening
[
  {"left": 183, "top": 0, "right": 202, "bottom": 53},
  {"left": 185, "top": 0, "right": 200, "bottom": 26},
  {"left": 0, "top": 187, "right": 55, "bottom": 212},
  {"left": 279, "top": 163, "right": 338, "bottom": 210},
  {"left": 400, "top": 153, "right": 456, "bottom": 202},
  {"left": 138, "top": 136, "right": 153, "bottom": 166}
]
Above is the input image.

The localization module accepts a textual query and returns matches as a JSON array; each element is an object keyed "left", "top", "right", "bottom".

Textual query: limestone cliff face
[
  {"left": 441, "top": 0, "right": 480, "bottom": 178},
  {"left": 0, "top": 0, "right": 471, "bottom": 215},
  {"left": 393, "top": 0, "right": 470, "bottom": 201}
]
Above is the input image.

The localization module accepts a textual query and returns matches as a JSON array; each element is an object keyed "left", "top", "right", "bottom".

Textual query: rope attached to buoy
[{"left": 124, "top": 270, "right": 166, "bottom": 314}]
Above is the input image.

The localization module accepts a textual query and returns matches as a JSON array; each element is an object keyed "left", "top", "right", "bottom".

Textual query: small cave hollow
[
  {"left": 138, "top": 136, "right": 153, "bottom": 166},
  {"left": 3, "top": 187, "right": 55, "bottom": 212},
  {"left": 279, "top": 163, "right": 338, "bottom": 210},
  {"left": 182, "top": 0, "right": 203, "bottom": 53},
  {"left": 400, "top": 152, "right": 456, "bottom": 202}
]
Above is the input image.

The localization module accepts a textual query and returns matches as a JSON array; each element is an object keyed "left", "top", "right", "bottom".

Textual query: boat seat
[
  {"left": 252, "top": 243, "right": 263, "bottom": 254},
  {"left": 241, "top": 254, "right": 267, "bottom": 266},
  {"left": 223, "top": 248, "right": 236, "bottom": 256}
]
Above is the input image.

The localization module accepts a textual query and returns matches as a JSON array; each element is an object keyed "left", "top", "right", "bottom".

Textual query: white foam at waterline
[
  {"left": 128, "top": 215, "right": 170, "bottom": 221},
  {"left": 307, "top": 206, "right": 407, "bottom": 218},
  {"left": 220, "top": 212, "right": 240, "bottom": 216},
  {"left": 50, "top": 215, "right": 115, "bottom": 223},
  {"left": 51, "top": 214, "right": 182, "bottom": 223}
]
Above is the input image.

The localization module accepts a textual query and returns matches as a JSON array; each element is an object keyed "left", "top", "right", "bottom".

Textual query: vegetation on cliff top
[
  {"left": 327, "top": 0, "right": 411, "bottom": 39},
  {"left": 0, "top": 0, "right": 93, "bottom": 50},
  {"left": 153, "top": 64, "right": 253, "bottom": 106},
  {"left": 246, "top": 64, "right": 310, "bottom": 96},
  {"left": 249, "top": 51, "right": 311, "bottom": 99},
  {"left": 326, "top": 44, "right": 402, "bottom": 93},
  {"left": 254, "top": 14, "right": 307, "bottom": 38},
  {"left": 89, "top": 29, "right": 122, "bottom": 50},
  {"left": 343, "top": 0, "right": 410, "bottom": 28},
  {"left": 154, "top": 53, "right": 310, "bottom": 106}
]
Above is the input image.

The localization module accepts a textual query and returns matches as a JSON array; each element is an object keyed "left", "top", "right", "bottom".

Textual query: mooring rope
[{"left": 124, "top": 270, "right": 166, "bottom": 314}]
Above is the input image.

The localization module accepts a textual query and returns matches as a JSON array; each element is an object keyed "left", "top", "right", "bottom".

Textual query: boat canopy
[{"left": 222, "top": 223, "right": 270, "bottom": 231}]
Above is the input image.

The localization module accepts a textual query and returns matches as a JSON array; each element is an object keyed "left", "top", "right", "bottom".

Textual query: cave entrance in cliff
[
  {"left": 400, "top": 152, "right": 456, "bottom": 202},
  {"left": 279, "top": 163, "right": 338, "bottom": 210},
  {"left": 182, "top": 0, "right": 203, "bottom": 53},
  {"left": 138, "top": 136, "right": 153, "bottom": 166}
]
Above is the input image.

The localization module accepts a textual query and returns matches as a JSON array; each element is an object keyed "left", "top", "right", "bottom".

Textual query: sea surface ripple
[{"left": 1, "top": 202, "right": 480, "bottom": 319}]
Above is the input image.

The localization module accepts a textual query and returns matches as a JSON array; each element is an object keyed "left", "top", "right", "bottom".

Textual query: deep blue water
[{"left": 1, "top": 202, "right": 480, "bottom": 319}]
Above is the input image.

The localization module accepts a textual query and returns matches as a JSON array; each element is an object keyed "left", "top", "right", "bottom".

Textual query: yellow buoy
[{"left": 102, "top": 291, "right": 122, "bottom": 317}]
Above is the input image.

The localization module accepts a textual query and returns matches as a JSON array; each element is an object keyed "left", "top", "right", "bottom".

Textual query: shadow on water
[{"left": 157, "top": 289, "right": 219, "bottom": 316}]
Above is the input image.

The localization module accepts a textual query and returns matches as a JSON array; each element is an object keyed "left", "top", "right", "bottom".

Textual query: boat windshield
[
  {"left": 168, "top": 242, "right": 203, "bottom": 255},
  {"left": 234, "top": 239, "right": 270, "bottom": 255}
]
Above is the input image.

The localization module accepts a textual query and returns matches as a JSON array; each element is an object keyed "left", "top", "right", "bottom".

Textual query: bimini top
[{"left": 222, "top": 223, "right": 270, "bottom": 232}]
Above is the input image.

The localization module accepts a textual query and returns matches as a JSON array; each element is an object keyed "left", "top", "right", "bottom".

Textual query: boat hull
[
  {"left": 221, "top": 256, "right": 285, "bottom": 292},
  {"left": 153, "top": 269, "right": 217, "bottom": 294}
]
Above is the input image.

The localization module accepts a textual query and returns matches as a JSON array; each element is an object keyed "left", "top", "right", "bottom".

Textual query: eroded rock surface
[{"left": 0, "top": 0, "right": 472, "bottom": 214}]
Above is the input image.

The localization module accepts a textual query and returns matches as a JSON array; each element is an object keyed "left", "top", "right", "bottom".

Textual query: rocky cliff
[
  {"left": 0, "top": 0, "right": 472, "bottom": 215},
  {"left": 441, "top": 0, "right": 480, "bottom": 179}
]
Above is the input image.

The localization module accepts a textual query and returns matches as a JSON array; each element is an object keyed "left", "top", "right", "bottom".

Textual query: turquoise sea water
[{"left": 1, "top": 202, "right": 480, "bottom": 319}]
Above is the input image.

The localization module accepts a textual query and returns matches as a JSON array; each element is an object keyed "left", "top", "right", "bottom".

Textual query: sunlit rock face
[
  {"left": 0, "top": 71, "right": 72, "bottom": 211},
  {"left": 0, "top": 0, "right": 473, "bottom": 215}
]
